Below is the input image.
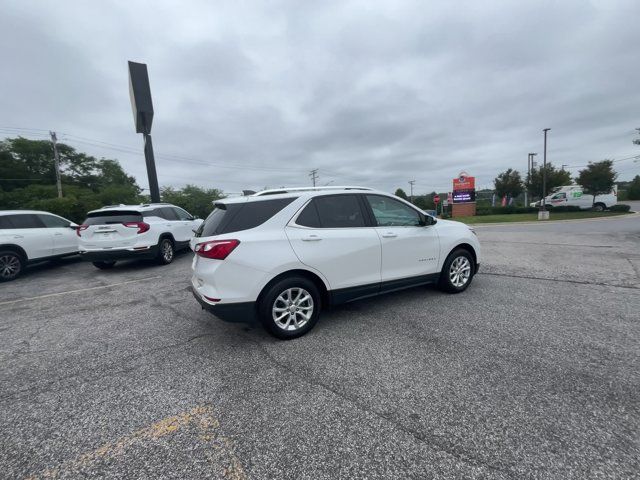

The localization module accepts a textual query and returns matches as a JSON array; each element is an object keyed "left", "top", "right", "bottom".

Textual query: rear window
[
  {"left": 196, "top": 197, "right": 296, "bottom": 237},
  {"left": 83, "top": 210, "right": 143, "bottom": 225}
]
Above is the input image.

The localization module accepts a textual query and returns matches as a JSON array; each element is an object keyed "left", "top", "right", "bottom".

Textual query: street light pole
[{"left": 542, "top": 129, "right": 551, "bottom": 210}]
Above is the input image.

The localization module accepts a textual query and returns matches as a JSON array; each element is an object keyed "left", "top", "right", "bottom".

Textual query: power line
[{"left": 0, "top": 127, "right": 307, "bottom": 175}]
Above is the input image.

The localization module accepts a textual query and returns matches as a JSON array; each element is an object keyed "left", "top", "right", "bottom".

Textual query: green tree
[
  {"left": 394, "top": 188, "right": 408, "bottom": 200},
  {"left": 160, "top": 184, "right": 225, "bottom": 219},
  {"left": 627, "top": 175, "right": 640, "bottom": 200},
  {"left": 526, "top": 164, "right": 572, "bottom": 199},
  {"left": 0, "top": 136, "right": 142, "bottom": 222},
  {"left": 576, "top": 160, "right": 618, "bottom": 206},
  {"left": 494, "top": 168, "right": 523, "bottom": 199}
]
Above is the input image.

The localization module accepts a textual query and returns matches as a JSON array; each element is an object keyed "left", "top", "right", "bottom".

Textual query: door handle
[
  {"left": 381, "top": 232, "right": 397, "bottom": 238},
  {"left": 13, "top": 235, "right": 24, "bottom": 239},
  {"left": 54, "top": 233, "right": 63, "bottom": 236},
  {"left": 302, "top": 235, "right": 322, "bottom": 242}
]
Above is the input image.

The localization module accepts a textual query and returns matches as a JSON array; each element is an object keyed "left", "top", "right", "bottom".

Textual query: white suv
[
  {"left": 0, "top": 210, "right": 79, "bottom": 281},
  {"left": 78, "top": 203, "right": 203, "bottom": 269},
  {"left": 190, "top": 187, "right": 481, "bottom": 339}
]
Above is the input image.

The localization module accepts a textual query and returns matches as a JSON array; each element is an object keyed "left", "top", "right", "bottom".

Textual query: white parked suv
[
  {"left": 78, "top": 203, "right": 202, "bottom": 269},
  {"left": 190, "top": 187, "right": 481, "bottom": 339},
  {"left": 0, "top": 210, "right": 79, "bottom": 281}
]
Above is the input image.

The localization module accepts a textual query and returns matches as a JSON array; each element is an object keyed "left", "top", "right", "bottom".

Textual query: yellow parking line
[
  {"left": 0, "top": 276, "right": 163, "bottom": 306},
  {"left": 27, "top": 405, "right": 246, "bottom": 479}
]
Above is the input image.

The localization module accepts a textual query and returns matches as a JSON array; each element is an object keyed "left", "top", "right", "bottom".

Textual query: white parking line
[{"left": 0, "top": 275, "right": 163, "bottom": 306}]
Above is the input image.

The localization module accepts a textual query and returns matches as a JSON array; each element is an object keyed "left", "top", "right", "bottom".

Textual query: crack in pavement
[
  {"left": 0, "top": 332, "right": 216, "bottom": 403},
  {"left": 245, "top": 335, "right": 517, "bottom": 480},
  {"left": 478, "top": 272, "right": 640, "bottom": 290}
]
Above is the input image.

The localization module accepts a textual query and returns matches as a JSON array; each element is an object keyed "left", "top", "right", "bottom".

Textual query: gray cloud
[{"left": 1, "top": 0, "right": 639, "bottom": 195}]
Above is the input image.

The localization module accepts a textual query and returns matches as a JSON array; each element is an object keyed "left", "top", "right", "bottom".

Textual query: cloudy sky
[{"left": 1, "top": 0, "right": 639, "bottom": 195}]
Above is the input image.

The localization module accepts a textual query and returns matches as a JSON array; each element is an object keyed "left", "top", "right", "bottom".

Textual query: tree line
[
  {"left": 492, "top": 160, "right": 637, "bottom": 205},
  {"left": 0, "top": 137, "right": 223, "bottom": 222}
]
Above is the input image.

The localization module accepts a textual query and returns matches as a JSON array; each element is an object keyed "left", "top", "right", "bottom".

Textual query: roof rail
[{"left": 254, "top": 186, "right": 373, "bottom": 196}]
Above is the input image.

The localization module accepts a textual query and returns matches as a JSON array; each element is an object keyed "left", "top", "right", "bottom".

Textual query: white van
[{"left": 530, "top": 185, "right": 617, "bottom": 211}]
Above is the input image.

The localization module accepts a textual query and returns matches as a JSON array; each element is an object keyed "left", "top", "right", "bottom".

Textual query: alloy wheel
[
  {"left": 272, "top": 287, "right": 314, "bottom": 331},
  {"left": 162, "top": 240, "right": 174, "bottom": 262},
  {"left": 0, "top": 254, "right": 20, "bottom": 280},
  {"left": 449, "top": 256, "right": 471, "bottom": 288}
]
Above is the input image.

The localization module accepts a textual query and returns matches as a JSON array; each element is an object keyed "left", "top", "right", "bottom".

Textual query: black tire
[
  {"left": 93, "top": 261, "right": 116, "bottom": 270},
  {"left": 156, "top": 237, "right": 175, "bottom": 265},
  {"left": 439, "top": 248, "right": 475, "bottom": 293},
  {"left": 258, "top": 276, "right": 321, "bottom": 339},
  {"left": 0, "top": 250, "right": 24, "bottom": 282},
  {"left": 592, "top": 203, "right": 605, "bottom": 212}
]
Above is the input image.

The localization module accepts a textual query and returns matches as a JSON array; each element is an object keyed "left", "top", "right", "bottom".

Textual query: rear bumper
[
  {"left": 191, "top": 287, "right": 257, "bottom": 324},
  {"left": 80, "top": 245, "right": 158, "bottom": 262}
]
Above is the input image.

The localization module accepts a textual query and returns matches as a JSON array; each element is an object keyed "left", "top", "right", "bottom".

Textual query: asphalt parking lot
[{"left": 1, "top": 214, "right": 639, "bottom": 479}]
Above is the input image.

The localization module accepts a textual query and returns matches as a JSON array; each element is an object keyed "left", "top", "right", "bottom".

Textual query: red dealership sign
[
  {"left": 453, "top": 174, "right": 475, "bottom": 191},
  {"left": 452, "top": 172, "right": 476, "bottom": 203}
]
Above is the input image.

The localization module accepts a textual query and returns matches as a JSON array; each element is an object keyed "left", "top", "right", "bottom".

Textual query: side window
[
  {"left": 295, "top": 201, "right": 321, "bottom": 228},
  {"left": 38, "top": 214, "right": 70, "bottom": 228},
  {"left": 143, "top": 209, "right": 161, "bottom": 220},
  {"left": 314, "top": 195, "right": 366, "bottom": 228},
  {"left": 0, "top": 216, "right": 13, "bottom": 229},
  {"left": 160, "top": 207, "right": 179, "bottom": 220},
  {"left": 173, "top": 207, "right": 192, "bottom": 221},
  {"left": 365, "top": 195, "right": 422, "bottom": 227},
  {"left": 5, "top": 214, "right": 45, "bottom": 229}
]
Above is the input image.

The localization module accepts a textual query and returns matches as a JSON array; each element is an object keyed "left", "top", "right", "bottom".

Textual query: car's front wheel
[
  {"left": 258, "top": 276, "right": 321, "bottom": 339},
  {"left": 0, "top": 251, "right": 24, "bottom": 282},
  {"left": 439, "top": 249, "right": 475, "bottom": 293}
]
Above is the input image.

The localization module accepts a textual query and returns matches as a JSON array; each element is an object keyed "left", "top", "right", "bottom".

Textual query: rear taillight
[
  {"left": 123, "top": 222, "right": 150, "bottom": 234},
  {"left": 76, "top": 225, "right": 88, "bottom": 237},
  {"left": 194, "top": 239, "right": 240, "bottom": 260}
]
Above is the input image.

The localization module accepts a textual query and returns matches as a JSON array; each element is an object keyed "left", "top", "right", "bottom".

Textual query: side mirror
[
  {"left": 69, "top": 223, "right": 79, "bottom": 230},
  {"left": 420, "top": 214, "right": 437, "bottom": 226}
]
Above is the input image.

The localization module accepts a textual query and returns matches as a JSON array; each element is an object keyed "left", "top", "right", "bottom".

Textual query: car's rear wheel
[
  {"left": 592, "top": 203, "right": 605, "bottom": 212},
  {"left": 0, "top": 251, "right": 24, "bottom": 282},
  {"left": 157, "top": 238, "right": 174, "bottom": 265},
  {"left": 439, "top": 249, "right": 475, "bottom": 293},
  {"left": 92, "top": 261, "right": 116, "bottom": 270},
  {"left": 259, "top": 276, "right": 321, "bottom": 339}
]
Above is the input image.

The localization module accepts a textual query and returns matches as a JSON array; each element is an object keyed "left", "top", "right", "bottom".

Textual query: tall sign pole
[
  {"left": 542, "top": 128, "right": 550, "bottom": 211},
  {"left": 128, "top": 61, "right": 160, "bottom": 203},
  {"left": 525, "top": 153, "right": 530, "bottom": 207}
]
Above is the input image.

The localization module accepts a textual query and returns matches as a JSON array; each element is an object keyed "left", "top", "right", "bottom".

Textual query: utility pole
[
  {"left": 527, "top": 152, "right": 537, "bottom": 206},
  {"left": 309, "top": 168, "right": 318, "bottom": 187},
  {"left": 542, "top": 128, "right": 551, "bottom": 210},
  {"left": 408, "top": 180, "right": 415, "bottom": 204},
  {"left": 49, "top": 131, "right": 63, "bottom": 198}
]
